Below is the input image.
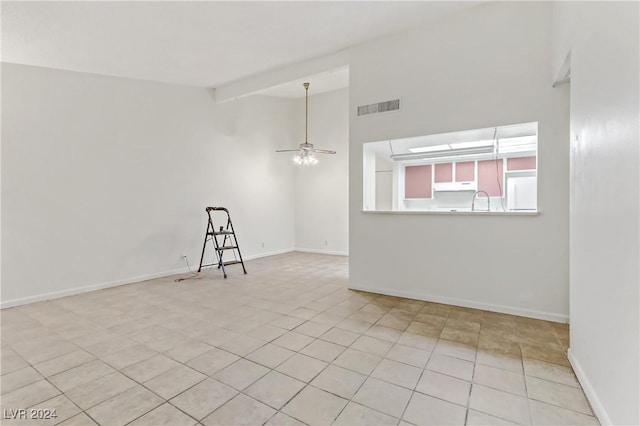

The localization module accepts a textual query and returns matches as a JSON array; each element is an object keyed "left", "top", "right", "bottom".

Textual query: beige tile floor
[{"left": 1, "top": 252, "right": 598, "bottom": 425}]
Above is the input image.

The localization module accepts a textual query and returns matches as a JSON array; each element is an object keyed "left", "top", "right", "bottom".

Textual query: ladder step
[
  {"left": 200, "top": 260, "right": 243, "bottom": 268},
  {"left": 217, "top": 246, "right": 238, "bottom": 250},
  {"left": 208, "top": 231, "right": 235, "bottom": 235}
]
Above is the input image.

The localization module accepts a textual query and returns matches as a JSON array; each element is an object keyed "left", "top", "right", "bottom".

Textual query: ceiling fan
[{"left": 276, "top": 82, "right": 336, "bottom": 165}]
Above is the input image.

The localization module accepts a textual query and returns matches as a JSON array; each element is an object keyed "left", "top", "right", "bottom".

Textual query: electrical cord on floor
[{"left": 174, "top": 255, "right": 212, "bottom": 282}]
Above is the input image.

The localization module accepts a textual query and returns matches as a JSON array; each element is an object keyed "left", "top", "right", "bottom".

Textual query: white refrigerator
[{"left": 507, "top": 176, "right": 537, "bottom": 210}]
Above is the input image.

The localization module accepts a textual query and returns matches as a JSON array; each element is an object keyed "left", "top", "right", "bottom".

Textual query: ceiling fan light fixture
[
  {"left": 276, "top": 82, "right": 336, "bottom": 165},
  {"left": 293, "top": 150, "right": 318, "bottom": 166}
]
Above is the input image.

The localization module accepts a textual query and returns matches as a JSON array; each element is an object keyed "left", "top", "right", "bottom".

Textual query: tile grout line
[
  {"left": 399, "top": 305, "right": 452, "bottom": 425},
  {"left": 325, "top": 315, "right": 399, "bottom": 424},
  {"left": 518, "top": 320, "right": 536, "bottom": 426},
  {"left": 274, "top": 316, "right": 382, "bottom": 425},
  {"left": 466, "top": 311, "right": 482, "bottom": 426}
]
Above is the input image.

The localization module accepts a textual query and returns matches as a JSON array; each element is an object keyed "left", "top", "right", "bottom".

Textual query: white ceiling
[{"left": 2, "top": 1, "right": 476, "bottom": 89}]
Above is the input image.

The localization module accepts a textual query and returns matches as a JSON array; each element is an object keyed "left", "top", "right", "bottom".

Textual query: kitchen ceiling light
[
  {"left": 394, "top": 144, "right": 495, "bottom": 161},
  {"left": 449, "top": 140, "right": 495, "bottom": 150},
  {"left": 408, "top": 140, "right": 495, "bottom": 154},
  {"left": 276, "top": 82, "right": 336, "bottom": 165},
  {"left": 408, "top": 144, "right": 451, "bottom": 153}
]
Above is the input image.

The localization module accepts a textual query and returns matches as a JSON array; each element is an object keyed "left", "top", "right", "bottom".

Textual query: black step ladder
[{"left": 198, "top": 207, "right": 247, "bottom": 278}]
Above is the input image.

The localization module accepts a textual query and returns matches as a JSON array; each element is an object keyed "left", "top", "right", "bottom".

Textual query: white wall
[
  {"left": 349, "top": 2, "right": 570, "bottom": 321},
  {"left": 552, "top": 3, "right": 640, "bottom": 425},
  {"left": 1, "top": 63, "right": 297, "bottom": 307},
  {"left": 375, "top": 171, "right": 392, "bottom": 211},
  {"left": 294, "top": 88, "right": 349, "bottom": 255}
]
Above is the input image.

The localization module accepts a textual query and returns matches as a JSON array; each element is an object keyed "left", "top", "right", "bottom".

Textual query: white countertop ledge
[{"left": 362, "top": 210, "right": 540, "bottom": 216}]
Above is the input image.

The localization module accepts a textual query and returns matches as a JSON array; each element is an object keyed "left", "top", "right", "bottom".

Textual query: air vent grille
[{"left": 357, "top": 99, "right": 400, "bottom": 117}]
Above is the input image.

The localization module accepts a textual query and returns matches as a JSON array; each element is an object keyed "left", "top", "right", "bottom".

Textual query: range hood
[{"left": 433, "top": 181, "right": 478, "bottom": 192}]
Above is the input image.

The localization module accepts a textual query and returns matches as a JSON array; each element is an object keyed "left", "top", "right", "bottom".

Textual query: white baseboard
[
  {"left": 1, "top": 248, "right": 296, "bottom": 309},
  {"left": 0, "top": 267, "right": 190, "bottom": 309},
  {"left": 567, "top": 348, "right": 611, "bottom": 425},
  {"left": 243, "top": 248, "right": 295, "bottom": 260},
  {"left": 347, "top": 283, "right": 569, "bottom": 323},
  {"left": 294, "top": 247, "right": 349, "bottom": 256}
]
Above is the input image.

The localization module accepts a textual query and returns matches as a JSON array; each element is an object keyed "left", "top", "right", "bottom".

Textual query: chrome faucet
[{"left": 471, "top": 190, "right": 491, "bottom": 212}]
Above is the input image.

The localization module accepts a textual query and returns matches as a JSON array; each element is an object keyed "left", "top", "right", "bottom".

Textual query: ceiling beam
[{"left": 213, "top": 49, "right": 349, "bottom": 103}]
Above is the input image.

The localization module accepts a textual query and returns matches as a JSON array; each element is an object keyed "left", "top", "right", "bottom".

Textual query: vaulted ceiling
[{"left": 3, "top": 2, "right": 477, "bottom": 89}]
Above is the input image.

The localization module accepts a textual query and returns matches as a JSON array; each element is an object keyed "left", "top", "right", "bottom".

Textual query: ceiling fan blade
[
  {"left": 312, "top": 149, "right": 336, "bottom": 154},
  {"left": 275, "top": 149, "right": 302, "bottom": 153}
]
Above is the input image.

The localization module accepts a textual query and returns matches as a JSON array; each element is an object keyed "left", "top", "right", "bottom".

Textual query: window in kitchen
[{"left": 363, "top": 122, "right": 538, "bottom": 213}]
